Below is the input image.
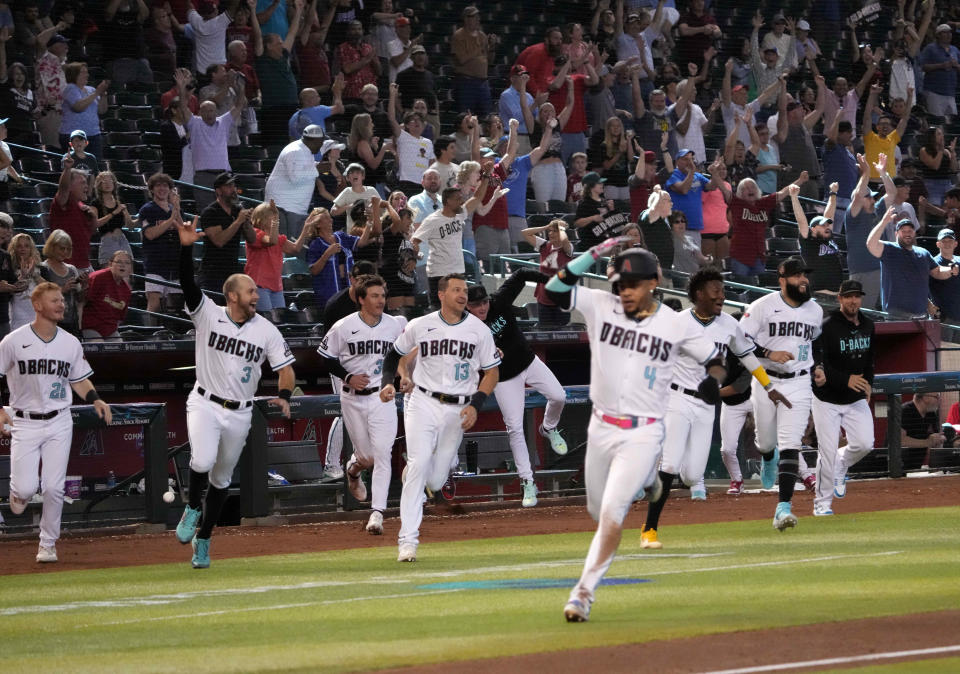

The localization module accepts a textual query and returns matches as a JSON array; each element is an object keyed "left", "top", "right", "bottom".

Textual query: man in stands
[
  {"left": 515, "top": 26, "right": 564, "bottom": 95},
  {"left": 450, "top": 5, "right": 498, "bottom": 115},
  {"left": 51, "top": 153, "right": 96, "bottom": 273},
  {"left": 288, "top": 76, "right": 345, "bottom": 140},
  {"left": 255, "top": 0, "right": 305, "bottom": 146}
]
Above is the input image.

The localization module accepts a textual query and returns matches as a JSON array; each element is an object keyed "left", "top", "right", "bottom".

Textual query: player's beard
[{"left": 784, "top": 282, "right": 811, "bottom": 304}]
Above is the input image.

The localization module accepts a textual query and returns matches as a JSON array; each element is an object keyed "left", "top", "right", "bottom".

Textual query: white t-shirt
[
  {"left": 386, "top": 38, "right": 413, "bottom": 83},
  {"left": 671, "top": 102, "right": 708, "bottom": 163},
  {"left": 188, "top": 294, "right": 294, "bottom": 401},
  {"left": 333, "top": 185, "right": 381, "bottom": 230},
  {"left": 671, "top": 310, "right": 752, "bottom": 390},
  {"left": 432, "top": 161, "right": 460, "bottom": 190},
  {"left": 568, "top": 287, "right": 718, "bottom": 419},
  {"left": 412, "top": 208, "right": 467, "bottom": 276},
  {"left": 0, "top": 141, "right": 11, "bottom": 183},
  {"left": 317, "top": 312, "right": 407, "bottom": 382},
  {"left": 265, "top": 139, "right": 319, "bottom": 215},
  {"left": 396, "top": 130, "right": 435, "bottom": 184},
  {"left": 0, "top": 325, "right": 93, "bottom": 413},
  {"left": 187, "top": 9, "right": 232, "bottom": 74},
  {"left": 740, "top": 291, "right": 823, "bottom": 376},
  {"left": 393, "top": 310, "right": 500, "bottom": 395},
  {"left": 721, "top": 99, "right": 762, "bottom": 148}
]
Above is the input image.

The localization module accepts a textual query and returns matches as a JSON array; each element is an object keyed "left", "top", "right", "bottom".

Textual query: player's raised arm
[
  {"left": 176, "top": 216, "right": 206, "bottom": 312},
  {"left": 544, "top": 234, "right": 637, "bottom": 307},
  {"left": 493, "top": 268, "right": 550, "bottom": 309}
]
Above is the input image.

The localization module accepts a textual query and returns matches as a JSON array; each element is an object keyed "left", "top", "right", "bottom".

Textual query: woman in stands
[
  {"left": 452, "top": 112, "right": 475, "bottom": 163},
  {"left": 918, "top": 126, "right": 958, "bottom": 208},
  {"left": 563, "top": 23, "right": 597, "bottom": 76},
  {"left": 7, "top": 233, "right": 42, "bottom": 331},
  {"left": 138, "top": 173, "right": 184, "bottom": 323},
  {"left": 480, "top": 114, "right": 507, "bottom": 156},
  {"left": 348, "top": 199, "right": 383, "bottom": 266},
  {"left": 377, "top": 192, "right": 415, "bottom": 312},
  {"left": 39, "top": 229, "right": 83, "bottom": 335},
  {"left": 589, "top": 116, "right": 632, "bottom": 201},
  {"left": 0, "top": 63, "right": 38, "bottom": 147},
  {"left": 530, "top": 97, "right": 572, "bottom": 203},
  {"left": 90, "top": 171, "right": 134, "bottom": 268},
  {"left": 58, "top": 62, "right": 108, "bottom": 161},
  {"left": 347, "top": 112, "right": 392, "bottom": 198}
]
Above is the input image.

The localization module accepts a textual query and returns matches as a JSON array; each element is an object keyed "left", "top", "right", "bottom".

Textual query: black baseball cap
[
  {"left": 467, "top": 285, "right": 489, "bottom": 303},
  {"left": 838, "top": 279, "right": 866, "bottom": 296},
  {"left": 895, "top": 218, "right": 915, "bottom": 231},
  {"left": 610, "top": 249, "right": 659, "bottom": 283},
  {"left": 778, "top": 256, "right": 813, "bottom": 277},
  {"left": 213, "top": 172, "right": 235, "bottom": 188},
  {"left": 581, "top": 171, "right": 606, "bottom": 186}
]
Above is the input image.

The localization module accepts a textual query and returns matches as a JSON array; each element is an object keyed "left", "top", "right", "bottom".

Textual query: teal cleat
[
  {"left": 760, "top": 448, "right": 779, "bottom": 489},
  {"left": 191, "top": 536, "right": 211, "bottom": 569},
  {"left": 176, "top": 505, "right": 201, "bottom": 544},
  {"left": 540, "top": 425, "right": 568, "bottom": 455},
  {"left": 773, "top": 501, "right": 798, "bottom": 531},
  {"left": 521, "top": 479, "right": 538, "bottom": 507}
]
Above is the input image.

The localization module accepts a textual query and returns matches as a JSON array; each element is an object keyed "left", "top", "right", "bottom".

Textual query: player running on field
[
  {"left": 173, "top": 217, "right": 296, "bottom": 569},
  {"left": 544, "top": 239, "right": 727, "bottom": 622}
]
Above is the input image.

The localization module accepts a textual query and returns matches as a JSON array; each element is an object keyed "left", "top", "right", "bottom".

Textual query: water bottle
[{"left": 107, "top": 471, "right": 116, "bottom": 489}]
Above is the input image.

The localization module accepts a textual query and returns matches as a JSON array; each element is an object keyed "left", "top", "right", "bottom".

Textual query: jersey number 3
[
  {"left": 49, "top": 382, "right": 67, "bottom": 400},
  {"left": 240, "top": 366, "right": 252, "bottom": 383}
]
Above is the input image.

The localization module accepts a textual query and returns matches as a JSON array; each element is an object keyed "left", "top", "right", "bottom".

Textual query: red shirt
[
  {"left": 81, "top": 268, "right": 131, "bottom": 336},
  {"left": 567, "top": 173, "right": 584, "bottom": 203},
  {"left": 534, "top": 238, "right": 572, "bottom": 305},
  {"left": 515, "top": 42, "right": 554, "bottom": 95},
  {"left": 244, "top": 229, "right": 287, "bottom": 292},
  {"left": 50, "top": 198, "right": 96, "bottom": 269},
  {"left": 471, "top": 163, "right": 509, "bottom": 231},
  {"left": 336, "top": 41, "right": 377, "bottom": 99},
  {"left": 297, "top": 36, "right": 332, "bottom": 89},
  {"left": 547, "top": 74, "right": 588, "bottom": 133},
  {"left": 225, "top": 25, "right": 254, "bottom": 64},
  {"left": 161, "top": 86, "right": 199, "bottom": 114},
  {"left": 728, "top": 194, "right": 777, "bottom": 265}
]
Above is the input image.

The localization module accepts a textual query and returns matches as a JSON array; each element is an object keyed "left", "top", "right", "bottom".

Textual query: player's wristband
[
  {"left": 85, "top": 390, "right": 101, "bottom": 403},
  {"left": 751, "top": 366, "right": 772, "bottom": 390},
  {"left": 469, "top": 391, "right": 488, "bottom": 410},
  {"left": 278, "top": 389, "right": 292, "bottom": 401}
]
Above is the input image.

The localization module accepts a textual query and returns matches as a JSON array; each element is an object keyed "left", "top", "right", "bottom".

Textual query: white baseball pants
[
  {"left": 752, "top": 377, "right": 812, "bottom": 452},
  {"left": 186, "top": 391, "right": 254, "bottom": 490},
  {"left": 660, "top": 390, "right": 716, "bottom": 486},
  {"left": 398, "top": 389, "right": 466, "bottom": 547},
  {"left": 720, "top": 400, "right": 752, "bottom": 482},
  {"left": 341, "top": 390, "right": 397, "bottom": 512},
  {"left": 570, "top": 411, "right": 664, "bottom": 605},
  {"left": 8, "top": 410, "right": 73, "bottom": 547},
  {"left": 811, "top": 397, "right": 874, "bottom": 509},
  {"left": 326, "top": 375, "right": 344, "bottom": 468},
  {"left": 493, "top": 356, "right": 566, "bottom": 481}
]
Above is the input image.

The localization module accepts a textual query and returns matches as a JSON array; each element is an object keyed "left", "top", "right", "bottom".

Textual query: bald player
[{"left": 173, "top": 217, "right": 295, "bottom": 569}]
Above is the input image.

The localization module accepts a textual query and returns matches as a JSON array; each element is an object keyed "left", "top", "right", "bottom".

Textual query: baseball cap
[
  {"left": 626, "top": 13, "right": 642, "bottom": 22},
  {"left": 301, "top": 124, "right": 325, "bottom": 139},
  {"left": 895, "top": 218, "right": 915, "bottom": 230},
  {"left": 70, "top": 129, "right": 87, "bottom": 140},
  {"left": 797, "top": 19, "right": 811, "bottom": 31},
  {"left": 731, "top": 84, "right": 748, "bottom": 93},
  {"left": 0, "top": 117, "right": 9, "bottom": 126},
  {"left": 48, "top": 34, "right": 68, "bottom": 45},
  {"left": 410, "top": 45, "right": 427, "bottom": 55},
  {"left": 936, "top": 23, "right": 952, "bottom": 34},
  {"left": 838, "top": 279, "right": 866, "bottom": 296},
  {"left": 763, "top": 45, "right": 779, "bottom": 54},
  {"left": 213, "top": 172, "right": 235, "bottom": 189},
  {"left": 467, "top": 285, "right": 489, "bottom": 304},
  {"left": 778, "top": 256, "right": 813, "bottom": 277},
  {"left": 809, "top": 216, "right": 833, "bottom": 228},
  {"left": 319, "top": 139, "right": 345, "bottom": 156},
  {"left": 510, "top": 64, "right": 528, "bottom": 77},
  {"left": 938, "top": 228, "right": 957, "bottom": 241},
  {"left": 643, "top": 150, "right": 656, "bottom": 163},
  {"left": 892, "top": 176, "right": 907, "bottom": 187},
  {"left": 772, "top": 13, "right": 786, "bottom": 23},
  {"left": 395, "top": 16, "right": 410, "bottom": 26},
  {"left": 598, "top": 64, "right": 612, "bottom": 77},
  {"left": 581, "top": 171, "right": 606, "bottom": 186},
  {"left": 675, "top": 148, "right": 695, "bottom": 161},
  {"left": 786, "top": 100, "right": 803, "bottom": 111},
  {"left": 610, "top": 249, "right": 660, "bottom": 284},
  {"left": 462, "top": 5, "right": 480, "bottom": 18}
]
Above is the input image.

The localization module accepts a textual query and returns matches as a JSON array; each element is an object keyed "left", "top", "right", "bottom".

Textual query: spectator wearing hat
[
  {"left": 256, "top": 0, "right": 305, "bottom": 146},
  {"left": 174, "top": 67, "right": 246, "bottom": 213},
  {"left": 80, "top": 250, "right": 133, "bottom": 342},
  {"left": 794, "top": 19, "right": 820, "bottom": 63},
  {"left": 515, "top": 26, "right": 565, "bottom": 96},
  {"left": 862, "top": 84, "right": 912, "bottom": 183},
  {"left": 760, "top": 13, "right": 797, "bottom": 71},
  {"left": 775, "top": 74, "right": 826, "bottom": 201},
  {"left": 187, "top": 0, "right": 234, "bottom": 74},
  {"left": 139, "top": 173, "right": 184, "bottom": 323},
  {"left": 35, "top": 33, "right": 69, "bottom": 149},
  {"left": 385, "top": 15, "right": 418, "bottom": 84},
  {"left": 918, "top": 24, "right": 960, "bottom": 118},
  {"left": 823, "top": 114, "right": 858, "bottom": 217},
  {"left": 866, "top": 209, "right": 958, "bottom": 317},
  {"left": 615, "top": 8, "right": 664, "bottom": 101},
  {"left": 450, "top": 5, "right": 498, "bottom": 115},
  {"left": 628, "top": 147, "right": 671, "bottom": 223},
  {"left": 331, "top": 163, "right": 380, "bottom": 231},
  {"left": 265, "top": 124, "right": 328, "bottom": 240},
  {"left": 395, "top": 44, "right": 438, "bottom": 122},
  {"left": 574, "top": 171, "right": 629, "bottom": 251},
  {"left": 336, "top": 20, "right": 380, "bottom": 103},
  {"left": 499, "top": 66, "right": 541, "bottom": 157},
  {"left": 288, "top": 75, "right": 345, "bottom": 140},
  {"left": 721, "top": 57, "right": 779, "bottom": 148},
  {"left": 58, "top": 62, "right": 109, "bottom": 161},
  {"left": 315, "top": 139, "right": 347, "bottom": 212},
  {"left": 198, "top": 172, "right": 255, "bottom": 293},
  {"left": 791, "top": 181, "right": 844, "bottom": 293},
  {"left": 665, "top": 148, "right": 721, "bottom": 248},
  {"left": 749, "top": 13, "right": 790, "bottom": 93},
  {"left": 930, "top": 229, "right": 960, "bottom": 324},
  {"left": 61, "top": 130, "right": 99, "bottom": 177}
]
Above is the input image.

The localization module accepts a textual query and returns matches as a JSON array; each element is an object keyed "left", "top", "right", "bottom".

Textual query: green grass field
[{"left": 2, "top": 507, "right": 958, "bottom": 673}]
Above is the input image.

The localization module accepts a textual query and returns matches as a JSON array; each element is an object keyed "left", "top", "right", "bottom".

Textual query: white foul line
[{"left": 700, "top": 644, "right": 960, "bottom": 673}]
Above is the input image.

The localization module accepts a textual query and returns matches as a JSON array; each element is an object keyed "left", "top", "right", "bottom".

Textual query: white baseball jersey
[
  {"left": 189, "top": 295, "right": 295, "bottom": 400},
  {"left": 0, "top": 325, "right": 93, "bottom": 412},
  {"left": 740, "top": 292, "right": 823, "bottom": 375},
  {"left": 317, "top": 312, "right": 408, "bottom": 380},
  {"left": 569, "top": 286, "right": 718, "bottom": 419},
  {"left": 672, "top": 310, "right": 753, "bottom": 390},
  {"left": 393, "top": 310, "right": 500, "bottom": 395}
]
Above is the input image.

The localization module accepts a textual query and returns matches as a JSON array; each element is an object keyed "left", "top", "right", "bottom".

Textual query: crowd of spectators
[{"left": 0, "top": 0, "right": 959, "bottom": 342}]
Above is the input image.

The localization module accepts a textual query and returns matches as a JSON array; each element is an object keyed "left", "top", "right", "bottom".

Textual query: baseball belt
[
  {"left": 670, "top": 383, "right": 703, "bottom": 400},
  {"left": 343, "top": 385, "right": 381, "bottom": 396},
  {"left": 15, "top": 409, "right": 62, "bottom": 420},
  {"left": 768, "top": 369, "right": 810, "bottom": 379},
  {"left": 594, "top": 409, "right": 658, "bottom": 429},
  {"left": 417, "top": 386, "right": 469, "bottom": 405},
  {"left": 197, "top": 386, "right": 253, "bottom": 410}
]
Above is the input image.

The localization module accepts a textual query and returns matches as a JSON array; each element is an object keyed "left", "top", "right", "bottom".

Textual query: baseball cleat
[
  {"left": 834, "top": 472, "right": 848, "bottom": 499},
  {"left": 346, "top": 462, "right": 368, "bottom": 502},
  {"left": 802, "top": 474, "right": 816, "bottom": 491},
  {"left": 690, "top": 488, "right": 707, "bottom": 501},
  {"left": 540, "top": 425, "right": 568, "bottom": 455},
  {"left": 322, "top": 465, "right": 344, "bottom": 481},
  {"left": 760, "top": 448, "right": 779, "bottom": 489},
  {"left": 175, "top": 505, "right": 202, "bottom": 544},
  {"left": 8, "top": 493, "right": 29, "bottom": 515},
  {"left": 773, "top": 501, "right": 798, "bottom": 531},
  {"left": 397, "top": 544, "right": 417, "bottom": 562},
  {"left": 521, "top": 479, "right": 538, "bottom": 507},
  {"left": 813, "top": 504, "right": 834, "bottom": 516},
  {"left": 563, "top": 598, "right": 591, "bottom": 622},
  {"left": 726, "top": 480, "right": 744, "bottom": 495},
  {"left": 365, "top": 510, "right": 383, "bottom": 535},
  {"left": 640, "top": 527, "right": 662, "bottom": 549},
  {"left": 36, "top": 545, "right": 58, "bottom": 563},
  {"left": 191, "top": 536, "right": 211, "bottom": 569},
  {"left": 440, "top": 477, "right": 456, "bottom": 501}
]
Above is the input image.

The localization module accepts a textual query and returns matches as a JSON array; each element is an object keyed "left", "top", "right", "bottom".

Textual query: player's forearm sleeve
[
  {"left": 324, "top": 357, "right": 349, "bottom": 381},
  {"left": 380, "top": 347, "right": 402, "bottom": 388},
  {"left": 179, "top": 245, "right": 203, "bottom": 312},
  {"left": 544, "top": 249, "right": 597, "bottom": 307},
  {"left": 739, "top": 352, "right": 772, "bottom": 389}
]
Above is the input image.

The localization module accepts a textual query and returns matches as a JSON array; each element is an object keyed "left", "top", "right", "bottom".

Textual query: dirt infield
[{"left": 1, "top": 474, "right": 958, "bottom": 575}]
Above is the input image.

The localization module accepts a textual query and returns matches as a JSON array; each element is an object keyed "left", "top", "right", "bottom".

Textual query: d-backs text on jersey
[
  {"left": 346, "top": 339, "right": 394, "bottom": 356},
  {"left": 768, "top": 320, "right": 818, "bottom": 341},
  {"left": 17, "top": 358, "right": 72, "bottom": 376},
  {"left": 208, "top": 331, "right": 264, "bottom": 363},
  {"left": 599, "top": 322, "right": 673, "bottom": 362},
  {"left": 418, "top": 338, "right": 476, "bottom": 359}
]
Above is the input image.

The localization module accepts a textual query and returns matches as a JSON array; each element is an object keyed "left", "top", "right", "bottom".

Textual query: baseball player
[
  {"left": 173, "top": 217, "right": 295, "bottom": 569},
  {"left": 739, "top": 255, "right": 823, "bottom": 531},
  {"left": 465, "top": 269, "right": 568, "bottom": 508},
  {"left": 544, "top": 240, "right": 727, "bottom": 623},
  {"left": 0, "top": 282, "right": 112, "bottom": 563},
  {"left": 379, "top": 273, "right": 500, "bottom": 562},
  {"left": 811, "top": 279, "right": 875, "bottom": 515},
  {"left": 718, "top": 312, "right": 754, "bottom": 495},
  {"left": 640, "top": 268, "right": 790, "bottom": 549},
  {"left": 317, "top": 275, "right": 407, "bottom": 535}
]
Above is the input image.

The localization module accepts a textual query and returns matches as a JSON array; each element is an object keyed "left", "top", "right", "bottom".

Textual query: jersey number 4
[
  {"left": 49, "top": 382, "right": 67, "bottom": 400},
  {"left": 453, "top": 362, "right": 470, "bottom": 381},
  {"left": 643, "top": 366, "right": 657, "bottom": 390}
]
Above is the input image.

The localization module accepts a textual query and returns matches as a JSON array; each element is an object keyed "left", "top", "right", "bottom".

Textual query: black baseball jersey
[
  {"left": 812, "top": 308, "right": 875, "bottom": 405},
  {"left": 479, "top": 269, "right": 548, "bottom": 381}
]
